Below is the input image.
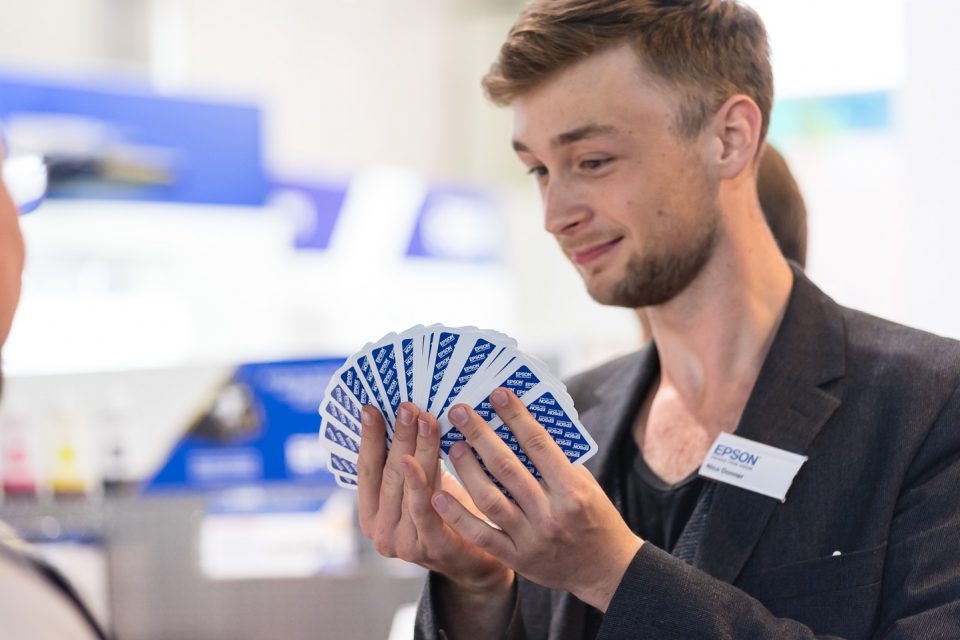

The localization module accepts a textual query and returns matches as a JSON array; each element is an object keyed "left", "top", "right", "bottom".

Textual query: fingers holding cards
[
  {"left": 357, "top": 405, "right": 387, "bottom": 536},
  {"left": 447, "top": 405, "right": 542, "bottom": 517},
  {"left": 409, "top": 411, "right": 442, "bottom": 489},
  {"left": 378, "top": 402, "right": 421, "bottom": 528}
]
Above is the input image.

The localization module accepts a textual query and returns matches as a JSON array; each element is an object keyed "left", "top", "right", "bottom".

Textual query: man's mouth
[{"left": 569, "top": 237, "right": 623, "bottom": 266}]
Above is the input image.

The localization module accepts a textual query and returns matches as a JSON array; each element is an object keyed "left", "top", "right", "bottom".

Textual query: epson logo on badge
[{"left": 713, "top": 445, "right": 760, "bottom": 466}]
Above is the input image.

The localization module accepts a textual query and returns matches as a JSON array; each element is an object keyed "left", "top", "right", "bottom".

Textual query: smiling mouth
[{"left": 570, "top": 238, "right": 623, "bottom": 266}]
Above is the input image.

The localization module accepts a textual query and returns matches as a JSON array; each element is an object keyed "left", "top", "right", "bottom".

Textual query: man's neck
[{"left": 644, "top": 220, "right": 794, "bottom": 421}]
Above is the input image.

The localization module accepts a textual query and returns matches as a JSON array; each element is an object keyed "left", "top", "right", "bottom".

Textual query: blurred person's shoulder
[{"left": 0, "top": 543, "right": 101, "bottom": 639}]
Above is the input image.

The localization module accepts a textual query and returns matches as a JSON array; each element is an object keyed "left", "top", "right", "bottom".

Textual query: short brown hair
[{"left": 483, "top": 0, "right": 774, "bottom": 144}]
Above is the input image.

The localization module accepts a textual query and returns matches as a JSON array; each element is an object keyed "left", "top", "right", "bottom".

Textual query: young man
[
  {"left": 357, "top": 1, "right": 960, "bottom": 638},
  {"left": 0, "top": 139, "right": 106, "bottom": 639}
]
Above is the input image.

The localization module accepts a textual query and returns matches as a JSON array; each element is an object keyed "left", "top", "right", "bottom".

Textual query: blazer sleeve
[
  {"left": 413, "top": 572, "right": 447, "bottom": 640},
  {"left": 598, "top": 382, "right": 960, "bottom": 640},
  {"left": 414, "top": 570, "right": 528, "bottom": 640},
  {"left": 598, "top": 544, "right": 844, "bottom": 639}
]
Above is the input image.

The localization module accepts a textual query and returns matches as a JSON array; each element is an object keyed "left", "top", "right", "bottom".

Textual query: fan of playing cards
[{"left": 318, "top": 324, "right": 599, "bottom": 490}]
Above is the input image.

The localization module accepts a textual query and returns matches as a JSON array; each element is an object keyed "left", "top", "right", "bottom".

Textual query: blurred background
[{"left": 0, "top": 0, "right": 957, "bottom": 638}]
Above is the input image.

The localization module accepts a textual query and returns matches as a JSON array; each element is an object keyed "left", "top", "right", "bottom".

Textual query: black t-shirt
[{"left": 617, "top": 434, "right": 705, "bottom": 553}]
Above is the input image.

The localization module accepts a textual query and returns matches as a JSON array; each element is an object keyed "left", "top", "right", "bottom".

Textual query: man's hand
[
  {"left": 357, "top": 402, "right": 516, "bottom": 637},
  {"left": 431, "top": 388, "right": 643, "bottom": 612}
]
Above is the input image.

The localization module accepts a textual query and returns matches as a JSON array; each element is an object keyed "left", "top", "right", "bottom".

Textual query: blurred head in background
[
  {"left": 757, "top": 144, "right": 807, "bottom": 269},
  {"left": 0, "top": 137, "right": 27, "bottom": 375}
]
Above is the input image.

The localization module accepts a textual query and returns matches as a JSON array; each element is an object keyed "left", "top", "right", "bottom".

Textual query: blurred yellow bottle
[{"left": 51, "top": 442, "right": 88, "bottom": 497}]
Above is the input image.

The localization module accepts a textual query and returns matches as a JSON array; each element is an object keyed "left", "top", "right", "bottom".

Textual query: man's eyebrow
[
  {"left": 512, "top": 139, "right": 531, "bottom": 153},
  {"left": 512, "top": 123, "right": 620, "bottom": 154},
  {"left": 554, "top": 124, "right": 619, "bottom": 147}
]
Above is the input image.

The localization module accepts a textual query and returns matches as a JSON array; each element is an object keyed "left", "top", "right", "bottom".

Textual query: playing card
[
  {"left": 320, "top": 398, "right": 361, "bottom": 439},
  {"left": 437, "top": 350, "right": 555, "bottom": 439},
  {"left": 397, "top": 334, "right": 417, "bottom": 405},
  {"left": 429, "top": 329, "right": 516, "bottom": 419},
  {"left": 325, "top": 450, "right": 359, "bottom": 489},
  {"left": 442, "top": 383, "right": 595, "bottom": 497},
  {"left": 369, "top": 334, "right": 404, "bottom": 420},
  {"left": 424, "top": 329, "right": 463, "bottom": 412},
  {"left": 320, "top": 420, "right": 361, "bottom": 462},
  {"left": 334, "top": 474, "right": 358, "bottom": 488},
  {"left": 327, "top": 382, "right": 365, "bottom": 425},
  {"left": 327, "top": 354, "right": 392, "bottom": 445},
  {"left": 354, "top": 348, "right": 395, "bottom": 438},
  {"left": 334, "top": 361, "right": 370, "bottom": 408},
  {"left": 317, "top": 324, "right": 597, "bottom": 494},
  {"left": 411, "top": 324, "right": 441, "bottom": 409},
  {"left": 490, "top": 383, "right": 597, "bottom": 473},
  {"left": 327, "top": 450, "right": 359, "bottom": 478}
]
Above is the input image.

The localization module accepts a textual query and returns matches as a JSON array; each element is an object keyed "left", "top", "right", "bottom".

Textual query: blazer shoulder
[{"left": 841, "top": 306, "right": 960, "bottom": 382}]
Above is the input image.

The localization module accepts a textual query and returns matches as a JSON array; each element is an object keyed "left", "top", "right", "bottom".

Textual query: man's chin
[
  {"left": 583, "top": 266, "right": 692, "bottom": 309},
  {"left": 582, "top": 279, "right": 625, "bottom": 308}
]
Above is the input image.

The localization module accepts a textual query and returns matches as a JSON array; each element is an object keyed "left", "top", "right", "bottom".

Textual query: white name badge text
[{"left": 698, "top": 432, "right": 807, "bottom": 502}]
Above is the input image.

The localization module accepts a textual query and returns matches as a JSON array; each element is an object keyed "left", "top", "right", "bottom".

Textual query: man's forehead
[
  {"left": 510, "top": 91, "right": 665, "bottom": 154},
  {"left": 509, "top": 44, "right": 677, "bottom": 152}
]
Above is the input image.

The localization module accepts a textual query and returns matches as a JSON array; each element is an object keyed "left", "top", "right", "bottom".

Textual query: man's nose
[{"left": 542, "top": 180, "right": 590, "bottom": 236}]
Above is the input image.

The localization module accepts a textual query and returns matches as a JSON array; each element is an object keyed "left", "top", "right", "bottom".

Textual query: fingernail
[
  {"left": 361, "top": 406, "right": 374, "bottom": 426},
  {"left": 432, "top": 493, "right": 449, "bottom": 511},
  {"left": 450, "top": 442, "right": 467, "bottom": 460},
  {"left": 491, "top": 388, "right": 509, "bottom": 408},
  {"left": 450, "top": 406, "right": 468, "bottom": 427},
  {"left": 398, "top": 406, "right": 413, "bottom": 427},
  {"left": 418, "top": 416, "right": 431, "bottom": 437}
]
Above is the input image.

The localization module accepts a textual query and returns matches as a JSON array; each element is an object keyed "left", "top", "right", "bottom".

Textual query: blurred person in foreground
[
  {"left": 638, "top": 142, "right": 807, "bottom": 341},
  {"left": 0, "top": 139, "right": 107, "bottom": 638},
  {"left": 358, "top": 1, "right": 960, "bottom": 638}
]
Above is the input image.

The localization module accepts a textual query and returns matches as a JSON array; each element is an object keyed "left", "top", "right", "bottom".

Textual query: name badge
[{"left": 698, "top": 432, "right": 807, "bottom": 502}]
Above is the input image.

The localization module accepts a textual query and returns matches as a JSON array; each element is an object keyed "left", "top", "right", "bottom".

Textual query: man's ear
[{"left": 709, "top": 95, "right": 763, "bottom": 181}]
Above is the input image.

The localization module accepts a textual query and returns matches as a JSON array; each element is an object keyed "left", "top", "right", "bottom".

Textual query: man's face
[
  {"left": 0, "top": 150, "right": 25, "bottom": 349},
  {"left": 511, "top": 43, "right": 720, "bottom": 308}
]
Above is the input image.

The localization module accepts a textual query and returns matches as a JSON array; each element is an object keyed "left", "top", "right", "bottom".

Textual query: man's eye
[
  {"left": 581, "top": 158, "right": 612, "bottom": 171},
  {"left": 527, "top": 165, "right": 548, "bottom": 178}
]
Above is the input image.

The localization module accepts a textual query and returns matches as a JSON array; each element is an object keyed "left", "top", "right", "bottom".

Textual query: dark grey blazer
[{"left": 417, "top": 268, "right": 960, "bottom": 639}]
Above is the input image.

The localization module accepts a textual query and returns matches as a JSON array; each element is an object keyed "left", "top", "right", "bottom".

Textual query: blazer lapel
[{"left": 694, "top": 268, "right": 847, "bottom": 583}]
